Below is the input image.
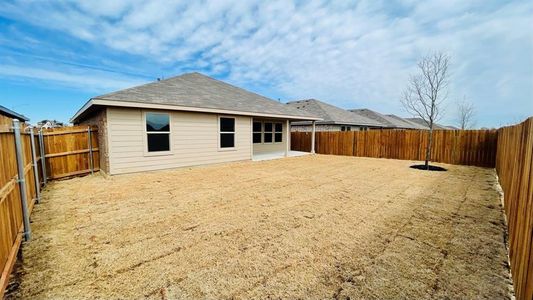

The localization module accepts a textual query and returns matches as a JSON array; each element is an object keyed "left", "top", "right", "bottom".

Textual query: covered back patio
[{"left": 251, "top": 118, "right": 316, "bottom": 161}]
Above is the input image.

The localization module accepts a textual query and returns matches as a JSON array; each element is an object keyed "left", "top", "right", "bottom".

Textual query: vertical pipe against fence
[
  {"left": 13, "top": 119, "right": 31, "bottom": 241},
  {"left": 29, "top": 127, "right": 41, "bottom": 203},
  {"left": 38, "top": 128, "right": 47, "bottom": 186},
  {"left": 311, "top": 121, "right": 316, "bottom": 153},
  {"left": 88, "top": 126, "right": 94, "bottom": 174}
]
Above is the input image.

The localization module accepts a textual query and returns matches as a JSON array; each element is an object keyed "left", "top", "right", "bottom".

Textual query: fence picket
[{"left": 292, "top": 129, "right": 498, "bottom": 167}]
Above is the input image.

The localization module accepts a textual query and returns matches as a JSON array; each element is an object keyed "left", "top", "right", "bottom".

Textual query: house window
[
  {"left": 146, "top": 112, "right": 170, "bottom": 152},
  {"left": 341, "top": 126, "right": 346, "bottom": 131},
  {"left": 274, "top": 123, "right": 283, "bottom": 142},
  {"left": 346, "top": 126, "right": 352, "bottom": 131},
  {"left": 219, "top": 117, "right": 235, "bottom": 148},
  {"left": 264, "top": 122, "right": 273, "bottom": 143},
  {"left": 253, "top": 121, "right": 262, "bottom": 144}
]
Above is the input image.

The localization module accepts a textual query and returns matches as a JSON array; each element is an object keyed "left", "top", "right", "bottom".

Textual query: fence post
[
  {"left": 311, "top": 121, "right": 316, "bottom": 153},
  {"left": 29, "top": 127, "right": 41, "bottom": 203},
  {"left": 88, "top": 126, "right": 94, "bottom": 174},
  {"left": 13, "top": 119, "right": 31, "bottom": 241},
  {"left": 38, "top": 128, "right": 47, "bottom": 186}
]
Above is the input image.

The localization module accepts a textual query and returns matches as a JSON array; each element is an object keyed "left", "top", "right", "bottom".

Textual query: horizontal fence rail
[
  {"left": 41, "top": 126, "right": 100, "bottom": 180},
  {"left": 495, "top": 117, "right": 533, "bottom": 300},
  {"left": 291, "top": 129, "right": 498, "bottom": 167}
]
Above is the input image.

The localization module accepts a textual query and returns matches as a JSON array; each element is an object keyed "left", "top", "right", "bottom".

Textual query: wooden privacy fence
[
  {"left": 0, "top": 123, "right": 42, "bottom": 296},
  {"left": 495, "top": 117, "right": 533, "bottom": 300},
  {"left": 42, "top": 126, "right": 99, "bottom": 179},
  {"left": 291, "top": 129, "right": 498, "bottom": 167},
  {"left": 0, "top": 124, "right": 99, "bottom": 298}
]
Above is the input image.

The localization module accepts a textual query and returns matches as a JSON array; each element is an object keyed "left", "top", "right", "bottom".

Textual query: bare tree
[
  {"left": 457, "top": 98, "right": 475, "bottom": 129},
  {"left": 401, "top": 52, "right": 450, "bottom": 170}
]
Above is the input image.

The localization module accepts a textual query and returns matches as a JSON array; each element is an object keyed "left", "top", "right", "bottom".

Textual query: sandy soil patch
[{"left": 6, "top": 155, "right": 512, "bottom": 299}]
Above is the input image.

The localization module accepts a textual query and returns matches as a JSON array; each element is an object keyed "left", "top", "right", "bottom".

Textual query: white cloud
[{"left": 0, "top": 0, "right": 531, "bottom": 127}]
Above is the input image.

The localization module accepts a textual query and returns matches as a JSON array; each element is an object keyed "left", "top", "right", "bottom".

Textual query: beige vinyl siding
[
  {"left": 107, "top": 107, "right": 251, "bottom": 174},
  {"left": 252, "top": 119, "right": 287, "bottom": 155}
]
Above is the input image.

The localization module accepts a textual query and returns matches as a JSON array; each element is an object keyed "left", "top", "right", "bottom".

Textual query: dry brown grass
[{"left": 7, "top": 155, "right": 512, "bottom": 299}]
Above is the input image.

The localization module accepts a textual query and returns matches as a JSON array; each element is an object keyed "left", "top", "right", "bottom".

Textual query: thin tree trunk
[{"left": 425, "top": 127, "right": 433, "bottom": 170}]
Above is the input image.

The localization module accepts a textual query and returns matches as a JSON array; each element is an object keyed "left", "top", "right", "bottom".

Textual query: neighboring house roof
[
  {"left": 405, "top": 117, "right": 453, "bottom": 130},
  {"left": 349, "top": 109, "right": 422, "bottom": 129},
  {"left": 72, "top": 72, "right": 320, "bottom": 123},
  {"left": 385, "top": 114, "right": 429, "bottom": 130},
  {"left": 0, "top": 104, "right": 29, "bottom": 121},
  {"left": 286, "top": 99, "right": 384, "bottom": 127}
]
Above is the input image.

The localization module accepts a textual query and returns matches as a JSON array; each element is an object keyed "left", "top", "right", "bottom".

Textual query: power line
[{"left": 1, "top": 50, "right": 156, "bottom": 79}]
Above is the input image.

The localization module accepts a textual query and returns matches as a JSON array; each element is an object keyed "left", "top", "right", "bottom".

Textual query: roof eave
[
  {"left": 0, "top": 105, "right": 29, "bottom": 121},
  {"left": 71, "top": 99, "right": 322, "bottom": 122}
]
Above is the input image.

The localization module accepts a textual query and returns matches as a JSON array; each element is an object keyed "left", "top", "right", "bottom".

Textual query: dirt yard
[{"left": 7, "top": 155, "right": 512, "bottom": 299}]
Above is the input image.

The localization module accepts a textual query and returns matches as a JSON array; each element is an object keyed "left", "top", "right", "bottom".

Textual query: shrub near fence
[
  {"left": 496, "top": 117, "right": 533, "bottom": 300},
  {"left": 291, "top": 129, "right": 498, "bottom": 167}
]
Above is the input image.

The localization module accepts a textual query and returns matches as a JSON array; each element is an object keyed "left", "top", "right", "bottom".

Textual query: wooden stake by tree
[
  {"left": 457, "top": 98, "right": 475, "bottom": 129},
  {"left": 401, "top": 52, "right": 450, "bottom": 170}
]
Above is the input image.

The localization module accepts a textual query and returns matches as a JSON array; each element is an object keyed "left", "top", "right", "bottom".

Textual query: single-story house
[
  {"left": 286, "top": 99, "right": 384, "bottom": 132},
  {"left": 71, "top": 73, "right": 321, "bottom": 175},
  {"left": 349, "top": 109, "right": 427, "bottom": 130},
  {"left": 0, "top": 104, "right": 29, "bottom": 131}
]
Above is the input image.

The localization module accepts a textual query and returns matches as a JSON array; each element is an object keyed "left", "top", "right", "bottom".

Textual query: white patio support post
[
  {"left": 13, "top": 119, "right": 31, "bottom": 241},
  {"left": 285, "top": 120, "right": 290, "bottom": 157},
  {"left": 311, "top": 120, "right": 316, "bottom": 154}
]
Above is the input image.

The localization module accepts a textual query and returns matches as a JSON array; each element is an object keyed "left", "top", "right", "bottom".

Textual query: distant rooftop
[
  {"left": 286, "top": 99, "right": 384, "bottom": 127},
  {"left": 385, "top": 114, "right": 428, "bottom": 130},
  {"left": 405, "top": 117, "right": 454, "bottom": 130},
  {"left": 349, "top": 109, "right": 421, "bottom": 129}
]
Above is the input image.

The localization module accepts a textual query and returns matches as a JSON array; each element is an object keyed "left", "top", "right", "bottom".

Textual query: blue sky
[{"left": 0, "top": 0, "right": 531, "bottom": 128}]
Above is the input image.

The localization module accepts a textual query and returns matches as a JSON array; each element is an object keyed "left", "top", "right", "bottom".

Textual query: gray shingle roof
[
  {"left": 385, "top": 114, "right": 429, "bottom": 130},
  {"left": 405, "top": 117, "right": 453, "bottom": 130},
  {"left": 287, "top": 99, "right": 383, "bottom": 127},
  {"left": 348, "top": 109, "right": 424, "bottom": 129},
  {"left": 0, "top": 104, "right": 29, "bottom": 121},
  {"left": 88, "top": 72, "right": 317, "bottom": 119}
]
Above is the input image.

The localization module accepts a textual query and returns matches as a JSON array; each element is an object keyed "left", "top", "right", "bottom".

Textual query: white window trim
[
  {"left": 252, "top": 121, "right": 263, "bottom": 144},
  {"left": 143, "top": 111, "right": 173, "bottom": 157},
  {"left": 218, "top": 115, "right": 236, "bottom": 151}
]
